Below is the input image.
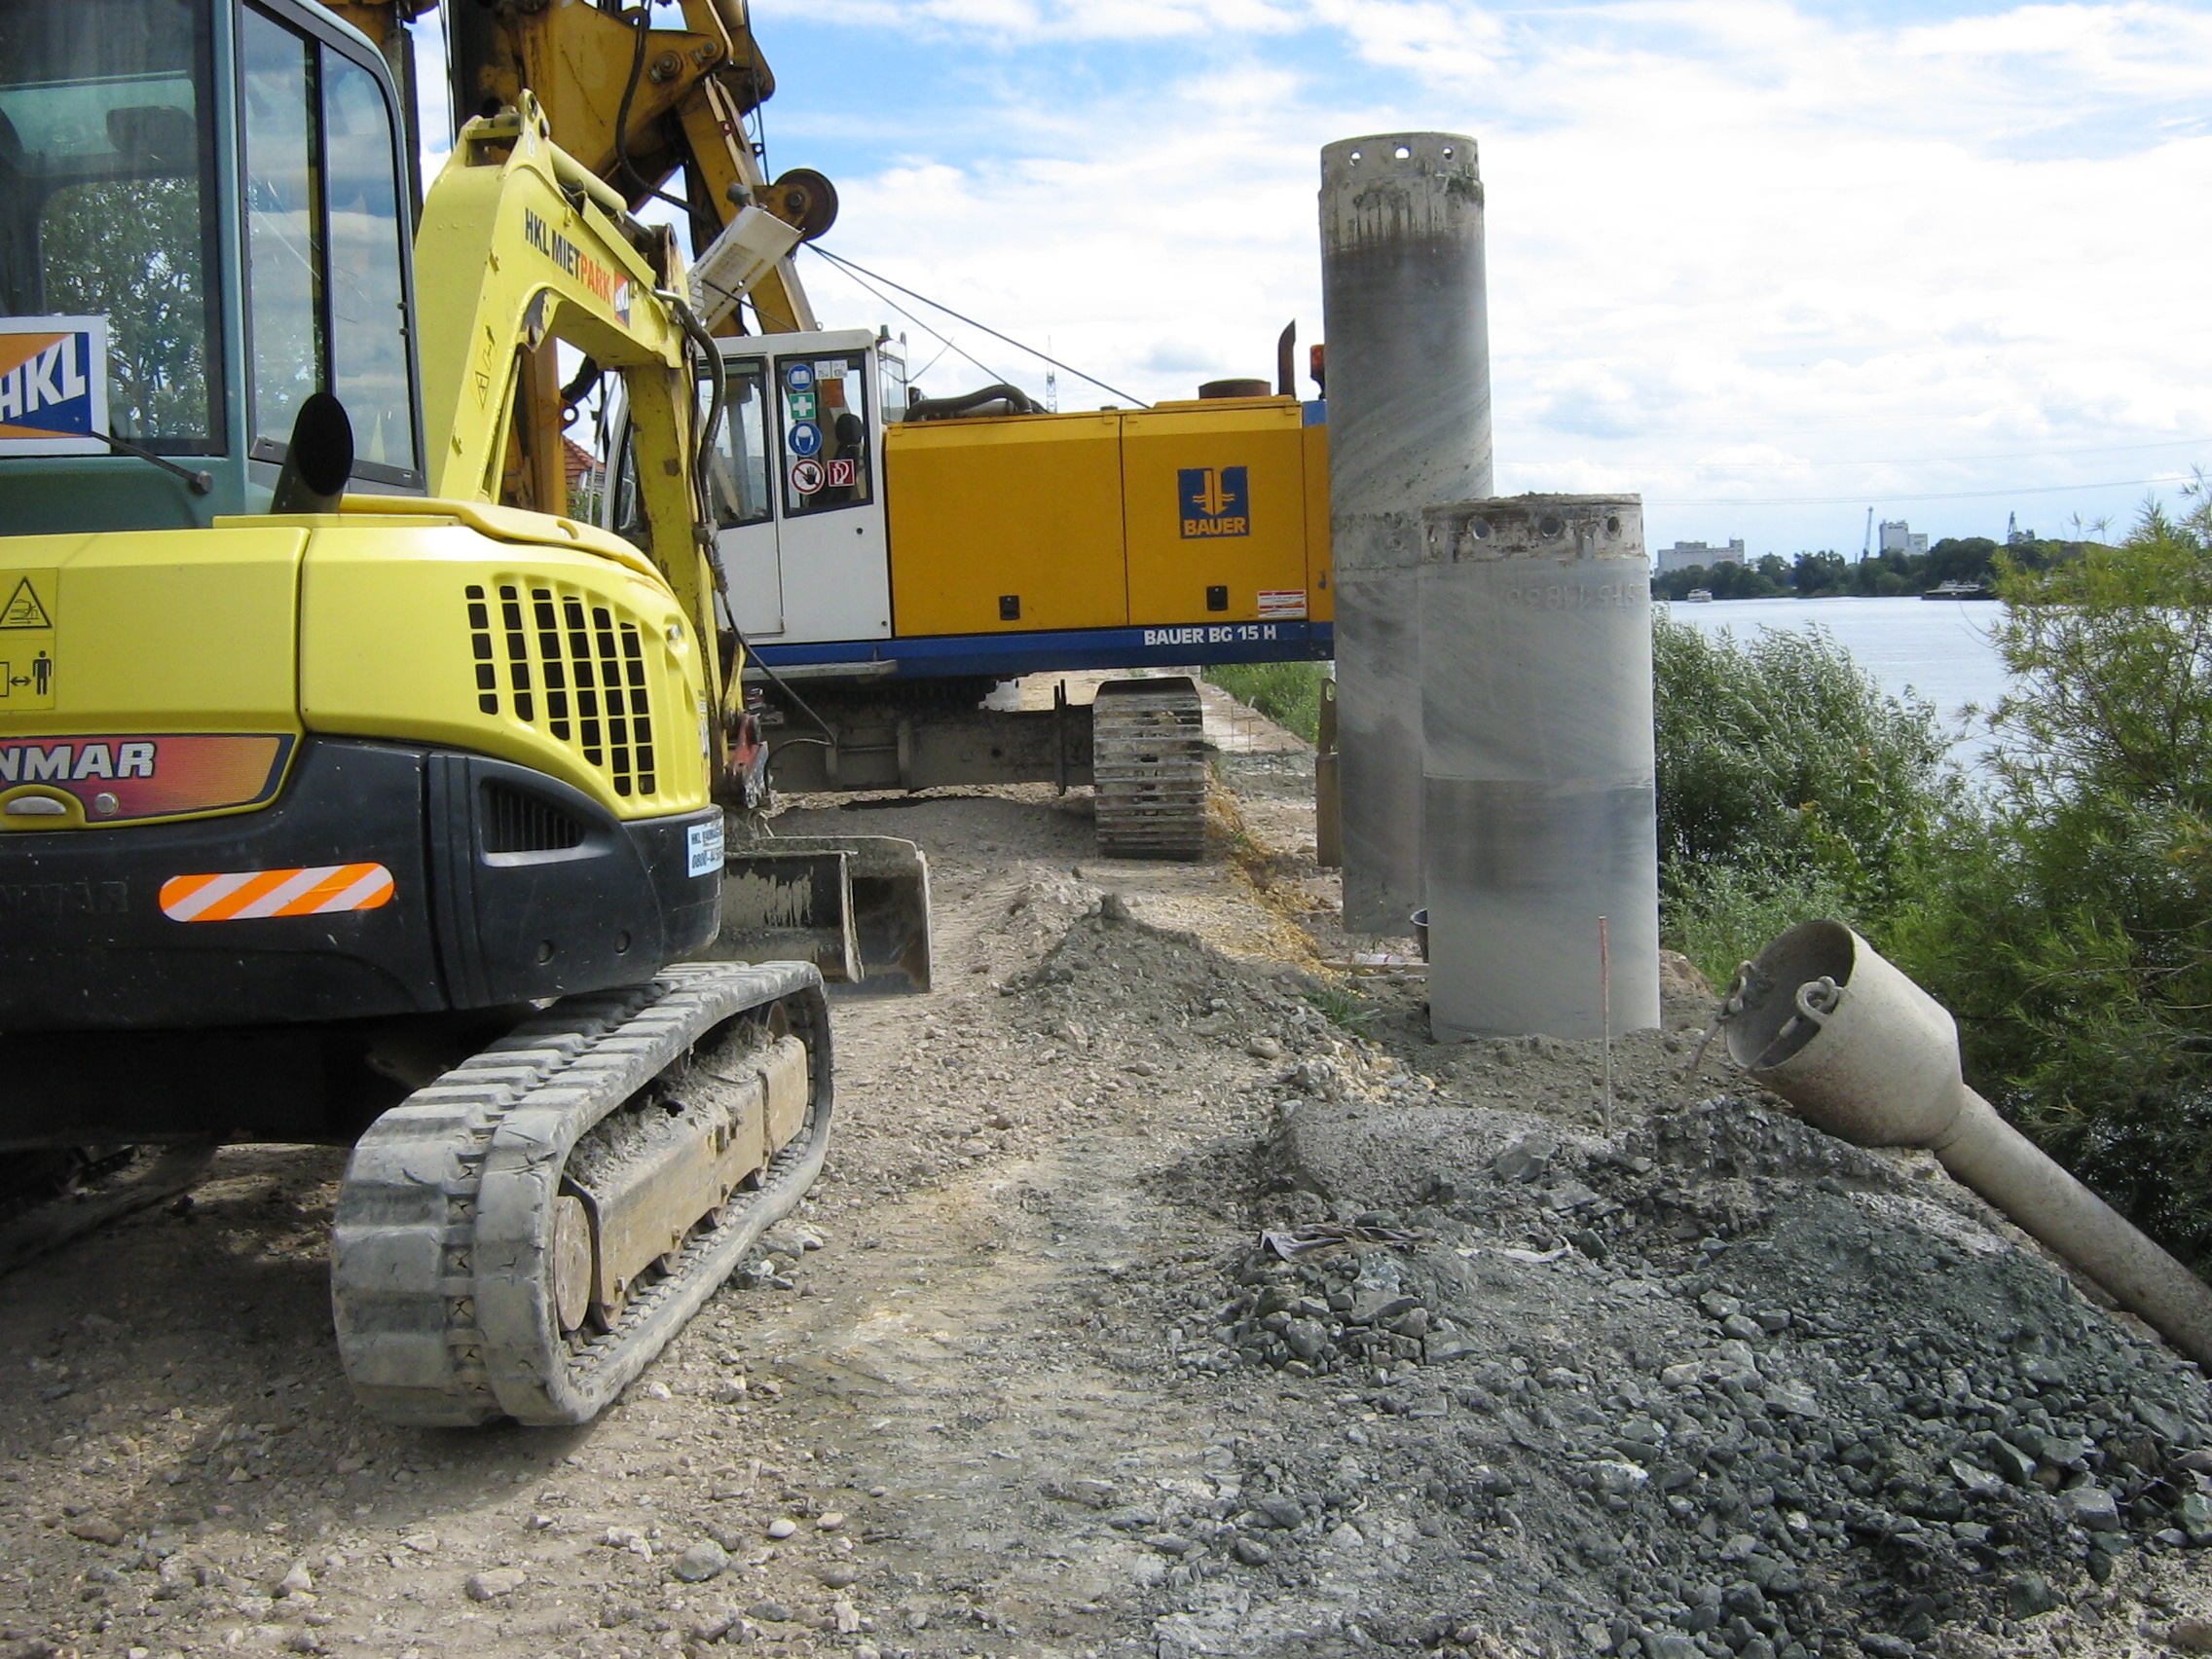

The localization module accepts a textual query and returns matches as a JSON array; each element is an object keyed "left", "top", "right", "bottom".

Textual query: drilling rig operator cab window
[
  {"left": 0, "top": 0, "right": 223, "bottom": 451},
  {"left": 239, "top": 0, "right": 418, "bottom": 485},
  {"left": 779, "top": 351, "right": 869, "bottom": 515}
]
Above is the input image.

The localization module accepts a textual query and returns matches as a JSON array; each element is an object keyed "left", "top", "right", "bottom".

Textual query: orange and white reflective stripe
[{"left": 159, "top": 863, "right": 395, "bottom": 922}]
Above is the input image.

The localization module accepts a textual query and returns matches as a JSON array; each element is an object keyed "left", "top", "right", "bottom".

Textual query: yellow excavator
[{"left": 0, "top": 0, "right": 830, "bottom": 1424}]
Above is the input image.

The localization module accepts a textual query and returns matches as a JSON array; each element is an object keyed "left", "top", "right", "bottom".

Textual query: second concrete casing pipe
[
  {"left": 1727, "top": 919, "right": 2212, "bottom": 1368},
  {"left": 1419, "top": 496, "right": 1660, "bottom": 1042}
]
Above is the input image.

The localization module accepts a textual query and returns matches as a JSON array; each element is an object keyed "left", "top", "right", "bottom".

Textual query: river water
[{"left": 1661, "top": 594, "right": 2012, "bottom": 770}]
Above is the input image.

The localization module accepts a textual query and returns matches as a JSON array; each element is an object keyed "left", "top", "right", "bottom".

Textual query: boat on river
[{"left": 1922, "top": 580, "right": 1996, "bottom": 601}]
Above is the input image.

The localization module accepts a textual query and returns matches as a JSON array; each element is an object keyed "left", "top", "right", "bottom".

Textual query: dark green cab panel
[{"left": 0, "top": 455, "right": 237, "bottom": 534}]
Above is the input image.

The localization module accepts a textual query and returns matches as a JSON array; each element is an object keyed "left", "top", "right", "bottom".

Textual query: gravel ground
[{"left": 2, "top": 695, "right": 2209, "bottom": 1659}]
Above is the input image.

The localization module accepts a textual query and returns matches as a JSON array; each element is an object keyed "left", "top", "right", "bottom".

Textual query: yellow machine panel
[
  {"left": 1122, "top": 396, "right": 1313, "bottom": 626},
  {"left": 881, "top": 395, "right": 1327, "bottom": 639},
  {"left": 0, "top": 529, "right": 307, "bottom": 830},
  {"left": 297, "top": 515, "right": 710, "bottom": 820},
  {"left": 0, "top": 528, "right": 305, "bottom": 737},
  {"left": 885, "top": 412, "right": 1126, "bottom": 636}
]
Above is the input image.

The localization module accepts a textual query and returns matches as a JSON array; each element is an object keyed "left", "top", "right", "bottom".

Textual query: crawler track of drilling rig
[
  {"left": 1090, "top": 677, "right": 1210, "bottom": 860},
  {"left": 332, "top": 962, "right": 831, "bottom": 1427}
]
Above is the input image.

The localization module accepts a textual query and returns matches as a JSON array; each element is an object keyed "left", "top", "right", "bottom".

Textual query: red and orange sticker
[
  {"left": 159, "top": 863, "right": 395, "bottom": 922},
  {"left": 0, "top": 733, "right": 291, "bottom": 822}
]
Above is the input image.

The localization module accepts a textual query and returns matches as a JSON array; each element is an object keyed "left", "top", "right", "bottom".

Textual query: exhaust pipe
[{"left": 1725, "top": 919, "right": 2212, "bottom": 1367}]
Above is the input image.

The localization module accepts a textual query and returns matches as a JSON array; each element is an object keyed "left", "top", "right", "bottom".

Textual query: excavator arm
[
  {"left": 408, "top": 93, "right": 737, "bottom": 768},
  {"left": 339, "top": 0, "right": 823, "bottom": 333}
]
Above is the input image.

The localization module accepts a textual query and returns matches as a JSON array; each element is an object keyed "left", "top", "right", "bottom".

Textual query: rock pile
[{"left": 1183, "top": 1096, "right": 2212, "bottom": 1657}]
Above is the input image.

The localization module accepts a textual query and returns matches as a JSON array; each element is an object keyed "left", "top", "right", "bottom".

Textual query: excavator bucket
[{"left": 706, "top": 836, "right": 934, "bottom": 996}]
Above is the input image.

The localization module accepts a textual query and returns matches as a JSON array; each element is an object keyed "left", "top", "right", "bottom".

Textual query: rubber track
[
  {"left": 1092, "top": 678, "right": 1208, "bottom": 860},
  {"left": 331, "top": 961, "right": 831, "bottom": 1427}
]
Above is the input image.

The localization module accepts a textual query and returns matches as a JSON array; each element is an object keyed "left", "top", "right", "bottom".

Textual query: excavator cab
[
  {"left": 610, "top": 328, "right": 902, "bottom": 645},
  {"left": 0, "top": 0, "right": 422, "bottom": 534}
]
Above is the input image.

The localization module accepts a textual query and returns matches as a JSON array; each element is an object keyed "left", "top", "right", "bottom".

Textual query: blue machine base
[{"left": 751, "top": 620, "right": 1335, "bottom": 682}]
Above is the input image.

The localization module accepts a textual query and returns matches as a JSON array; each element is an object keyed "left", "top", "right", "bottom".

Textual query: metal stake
[{"left": 1600, "top": 915, "right": 1613, "bottom": 1135}]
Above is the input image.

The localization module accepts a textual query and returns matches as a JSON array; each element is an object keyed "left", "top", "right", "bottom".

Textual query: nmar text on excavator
[{"left": 0, "top": 0, "right": 833, "bottom": 1425}]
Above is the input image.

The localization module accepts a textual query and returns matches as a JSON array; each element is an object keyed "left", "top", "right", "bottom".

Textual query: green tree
[
  {"left": 1791, "top": 551, "right": 1849, "bottom": 595},
  {"left": 1924, "top": 536, "right": 1999, "bottom": 589},
  {"left": 1887, "top": 481, "right": 2212, "bottom": 1269},
  {"left": 40, "top": 175, "right": 212, "bottom": 443},
  {"left": 1652, "top": 615, "right": 1958, "bottom": 982}
]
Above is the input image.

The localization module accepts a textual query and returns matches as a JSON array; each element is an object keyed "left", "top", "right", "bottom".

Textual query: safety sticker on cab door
[
  {"left": 687, "top": 818, "right": 724, "bottom": 878},
  {"left": 159, "top": 863, "right": 394, "bottom": 921},
  {"left": 1258, "top": 589, "right": 1309, "bottom": 620}
]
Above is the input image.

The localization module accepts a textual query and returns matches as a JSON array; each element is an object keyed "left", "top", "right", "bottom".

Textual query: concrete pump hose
[{"left": 1931, "top": 1090, "right": 2212, "bottom": 1369}]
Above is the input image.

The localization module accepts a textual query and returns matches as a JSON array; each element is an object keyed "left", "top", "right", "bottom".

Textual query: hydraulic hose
[{"left": 902, "top": 384, "right": 1045, "bottom": 422}]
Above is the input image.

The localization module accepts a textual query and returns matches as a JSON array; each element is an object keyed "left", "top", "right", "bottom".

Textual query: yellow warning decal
[
  {"left": 159, "top": 863, "right": 395, "bottom": 922},
  {"left": 0, "top": 576, "right": 52, "bottom": 630}
]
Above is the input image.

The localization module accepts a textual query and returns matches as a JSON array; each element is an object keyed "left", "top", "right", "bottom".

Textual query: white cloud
[
  {"left": 819, "top": 0, "right": 1306, "bottom": 42},
  {"left": 763, "top": 0, "right": 2212, "bottom": 547}
]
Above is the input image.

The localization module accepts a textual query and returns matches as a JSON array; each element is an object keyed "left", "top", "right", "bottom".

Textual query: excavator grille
[{"left": 465, "top": 581, "right": 662, "bottom": 799}]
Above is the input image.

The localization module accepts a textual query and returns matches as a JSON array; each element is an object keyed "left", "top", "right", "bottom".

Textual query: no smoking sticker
[{"left": 791, "top": 458, "right": 825, "bottom": 495}]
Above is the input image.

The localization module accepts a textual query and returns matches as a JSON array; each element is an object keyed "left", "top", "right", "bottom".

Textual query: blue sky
[{"left": 422, "top": 0, "right": 2212, "bottom": 556}]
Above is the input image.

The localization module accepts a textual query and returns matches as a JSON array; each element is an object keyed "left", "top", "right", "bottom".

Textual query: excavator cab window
[
  {"left": 0, "top": 0, "right": 224, "bottom": 452},
  {"left": 239, "top": 0, "right": 420, "bottom": 488},
  {"left": 609, "top": 428, "right": 644, "bottom": 548}
]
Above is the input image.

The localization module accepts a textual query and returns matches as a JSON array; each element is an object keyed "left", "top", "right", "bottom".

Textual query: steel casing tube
[
  {"left": 1319, "top": 132, "right": 1491, "bottom": 936},
  {"left": 1419, "top": 497, "right": 1660, "bottom": 1041}
]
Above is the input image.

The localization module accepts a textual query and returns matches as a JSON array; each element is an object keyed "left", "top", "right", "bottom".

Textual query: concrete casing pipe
[
  {"left": 1727, "top": 919, "right": 2212, "bottom": 1368},
  {"left": 1419, "top": 496, "right": 1660, "bottom": 1042},
  {"left": 1319, "top": 132, "right": 1492, "bottom": 936}
]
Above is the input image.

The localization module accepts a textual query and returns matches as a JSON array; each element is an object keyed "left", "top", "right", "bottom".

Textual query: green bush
[
  {"left": 1203, "top": 660, "right": 1328, "bottom": 746},
  {"left": 1884, "top": 486, "right": 2212, "bottom": 1270},
  {"left": 1661, "top": 861, "right": 1861, "bottom": 993},
  {"left": 1650, "top": 615, "right": 1961, "bottom": 986}
]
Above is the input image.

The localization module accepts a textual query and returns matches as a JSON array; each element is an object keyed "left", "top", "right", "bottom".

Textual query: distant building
[
  {"left": 2005, "top": 512, "right": 2030, "bottom": 546},
  {"left": 1656, "top": 537, "right": 1745, "bottom": 574},
  {"left": 563, "top": 436, "right": 604, "bottom": 498},
  {"left": 1878, "top": 519, "right": 1929, "bottom": 558}
]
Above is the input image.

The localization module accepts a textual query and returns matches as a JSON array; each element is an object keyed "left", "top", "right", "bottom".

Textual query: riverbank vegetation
[
  {"left": 1650, "top": 615, "right": 1956, "bottom": 984},
  {"left": 1204, "top": 659, "right": 1327, "bottom": 744},
  {"left": 1883, "top": 489, "right": 2212, "bottom": 1272}
]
